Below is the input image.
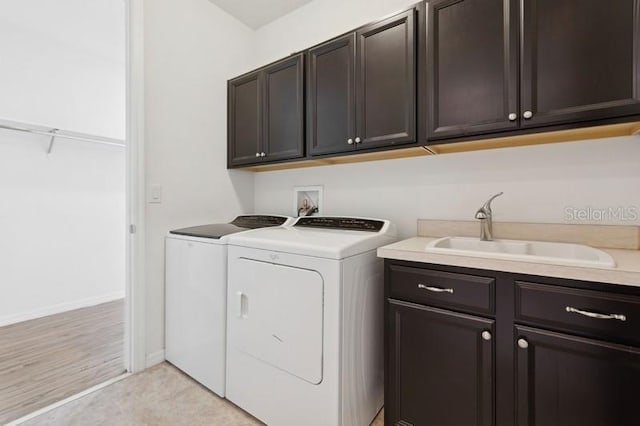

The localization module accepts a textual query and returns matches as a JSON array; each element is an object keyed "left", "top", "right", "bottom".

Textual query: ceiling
[{"left": 209, "top": 0, "right": 313, "bottom": 29}]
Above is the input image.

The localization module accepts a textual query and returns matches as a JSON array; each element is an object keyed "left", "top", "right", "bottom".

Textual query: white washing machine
[
  {"left": 165, "top": 215, "right": 293, "bottom": 397},
  {"left": 226, "top": 216, "right": 397, "bottom": 426}
]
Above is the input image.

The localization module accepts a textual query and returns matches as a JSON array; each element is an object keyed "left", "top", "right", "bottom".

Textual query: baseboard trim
[
  {"left": 0, "top": 291, "right": 126, "bottom": 327},
  {"left": 146, "top": 349, "right": 165, "bottom": 368}
]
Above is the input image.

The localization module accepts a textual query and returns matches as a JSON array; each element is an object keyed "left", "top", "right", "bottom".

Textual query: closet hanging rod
[{"left": 0, "top": 121, "right": 126, "bottom": 148}]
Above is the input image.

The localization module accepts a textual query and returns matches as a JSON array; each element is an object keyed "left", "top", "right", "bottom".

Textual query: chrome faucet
[{"left": 475, "top": 192, "right": 503, "bottom": 241}]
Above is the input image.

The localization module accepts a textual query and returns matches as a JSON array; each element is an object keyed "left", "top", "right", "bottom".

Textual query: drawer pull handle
[
  {"left": 565, "top": 306, "right": 626, "bottom": 322},
  {"left": 417, "top": 284, "right": 454, "bottom": 294}
]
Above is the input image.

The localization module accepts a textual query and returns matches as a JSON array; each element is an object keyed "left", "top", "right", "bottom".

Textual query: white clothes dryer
[{"left": 226, "top": 216, "right": 397, "bottom": 426}]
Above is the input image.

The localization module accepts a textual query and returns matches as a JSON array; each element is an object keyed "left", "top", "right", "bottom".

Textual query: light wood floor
[
  {"left": 0, "top": 299, "right": 125, "bottom": 424},
  {"left": 22, "top": 363, "right": 385, "bottom": 425}
]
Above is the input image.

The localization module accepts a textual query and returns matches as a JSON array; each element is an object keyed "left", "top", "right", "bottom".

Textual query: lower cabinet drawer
[
  {"left": 515, "top": 281, "right": 640, "bottom": 346},
  {"left": 388, "top": 264, "right": 495, "bottom": 315}
]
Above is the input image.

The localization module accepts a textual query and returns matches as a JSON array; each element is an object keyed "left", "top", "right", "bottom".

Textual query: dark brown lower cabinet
[
  {"left": 386, "top": 299, "right": 495, "bottom": 426},
  {"left": 385, "top": 260, "right": 640, "bottom": 426},
  {"left": 515, "top": 326, "right": 640, "bottom": 426}
]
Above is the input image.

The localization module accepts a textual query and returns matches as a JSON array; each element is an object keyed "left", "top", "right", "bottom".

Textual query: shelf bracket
[{"left": 46, "top": 129, "right": 59, "bottom": 154}]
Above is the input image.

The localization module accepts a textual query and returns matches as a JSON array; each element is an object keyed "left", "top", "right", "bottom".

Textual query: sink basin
[{"left": 425, "top": 237, "right": 615, "bottom": 269}]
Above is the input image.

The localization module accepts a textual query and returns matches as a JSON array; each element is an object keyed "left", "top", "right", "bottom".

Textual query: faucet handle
[{"left": 482, "top": 192, "right": 504, "bottom": 213}]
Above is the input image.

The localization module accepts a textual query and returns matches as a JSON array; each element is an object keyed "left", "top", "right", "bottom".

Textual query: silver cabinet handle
[
  {"left": 255, "top": 152, "right": 260, "bottom": 157},
  {"left": 518, "top": 338, "right": 529, "bottom": 349},
  {"left": 417, "top": 284, "right": 454, "bottom": 294},
  {"left": 354, "top": 137, "right": 362, "bottom": 144},
  {"left": 347, "top": 138, "right": 354, "bottom": 145},
  {"left": 508, "top": 113, "right": 517, "bottom": 121},
  {"left": 260, "top": 152, "right": 266, "bottom": 157},
  {"left": 565, "top": 306, "right": 626, "bottom": 321},
  {"left": 523, "top": 110, "right": 533, "bottom": 119},
  {"left": 482, "top": 331, "right": 492, "bottom": 341}
]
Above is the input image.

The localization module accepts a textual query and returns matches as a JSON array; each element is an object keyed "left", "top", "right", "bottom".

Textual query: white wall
[
  {"left": 143, "top": 0, "right": 255, "bottom": 361},
  {"left": 252, "top": 0, "right": 417, "bottom": 66},
  {"left": 0, "top": 131, "right": 125, "bottom": 326},
  {"left": 254, "top": 137, "right": 640, "bottom": 238},
  {"left": 0, "top": 0, "right": 126, "bottom": 139},
  {"left": 0, "top": 0, "right": 126, "bottom": 326},
  {"left": 252, "top": 0, "right": 640, "bottom": 238}
]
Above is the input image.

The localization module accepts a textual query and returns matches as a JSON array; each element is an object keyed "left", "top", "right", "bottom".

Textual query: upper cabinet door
[
  {"left": 307, "top": 34, "right": 356, "bottom": 156},
  {"left": 263, "top": 54, "right": 305, "bottom": 161},
  {"left": 356, "top": 9, "right": 416, "bottom": 149},
  {"left": 521, "top": 0, "right": 640, "bottom": 128},
  {"left": 228, "top": 71, "right": 262, "bottom": 166},
  {"left": 425, "top": 0, "right": 519, "bottom": 140}
]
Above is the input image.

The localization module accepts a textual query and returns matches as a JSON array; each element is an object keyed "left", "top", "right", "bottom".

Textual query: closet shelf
[{"left": 0, "top": 118, "right": 125, "bottom": 153}]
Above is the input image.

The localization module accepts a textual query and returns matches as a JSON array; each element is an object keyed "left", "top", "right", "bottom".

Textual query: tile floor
[{"left": 21, "top": 363, "right": 384, "bottom": 425}]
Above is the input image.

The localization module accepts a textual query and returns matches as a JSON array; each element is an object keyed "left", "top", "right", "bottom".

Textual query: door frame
[{"left": 125, "top": 0, "right": 146, "bottom": 373}]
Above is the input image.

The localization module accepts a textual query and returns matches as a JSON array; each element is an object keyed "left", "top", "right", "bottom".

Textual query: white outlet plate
[{"left": 293, "top": 186, "right": 323, "bottom": 217}]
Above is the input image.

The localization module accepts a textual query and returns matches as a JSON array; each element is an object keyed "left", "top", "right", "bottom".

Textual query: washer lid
[
  {"left": 228, "top": 217, "right": 397, "bottom": 259},
  {"left": 169, "top": 215, "right": 290, "bottom": 239},
  {"left": 169, "top": 223, "right": 248, "bottom": 239}
]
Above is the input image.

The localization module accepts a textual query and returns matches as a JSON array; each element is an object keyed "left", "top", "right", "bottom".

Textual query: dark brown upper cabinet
[
  {"left": 356, "top": 9, "right": 416, "bottom": 149},
  {"left": 307, "top": 9, "right": 416, "bottom": 156},
  {"left": 423, "top": 0, "right": 640, "bottom": 142},
  {"left": 520, "top": 0, "right": 640, "bottom": 128},
  {"left": 423, "top": 0, "right": 519, "bottom": 140},
  {"left": 229, "top": 0, "right": 640, "bottom": 169},
  {"left": 228, "top": 70, "right": 262, "bottom": 166},
  {"left": 307, "top": 34, "right": 356, "bottom": 156},
  {"left": 228, "top": 54, "right": 304, "bottom": 167}
]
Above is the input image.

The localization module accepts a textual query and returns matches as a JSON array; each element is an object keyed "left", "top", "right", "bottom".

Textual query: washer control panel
[
  {"left": 294, "top": 217, "right": 384, "bottom": 232},
  {"left": 231, "top": 215, "right": 289, "bottom": 229}
]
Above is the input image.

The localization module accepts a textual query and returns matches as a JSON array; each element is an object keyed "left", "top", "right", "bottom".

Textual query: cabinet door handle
[
  {"left": 523, "top": 110, "right": 533, "bottom": 119},
  {"left": 565, "top": 306, "right": 626, "bottom": 321},
  {"left": 482, "top": 331, "right": 492, "bottom": 341},
  {"left": 517, "top": 338, "right": 529, "bottom": 349},
  {"left": 347, "top": 138, "right": 354, "bottom": 145},
  {"left": 260, "top": 152, "right": 266, "bottom": 157},
  {"left": 417, "top": 284, "right": 454, "bottom": 294},
  {"left": 508, "top": 113, "right": 517, "bottom": 121},
  {"left": 255, "top": 152, "right": 260, "bottom": 157},
  {"left": 354, "top": 137, "right": 362, "bottom": 144}
]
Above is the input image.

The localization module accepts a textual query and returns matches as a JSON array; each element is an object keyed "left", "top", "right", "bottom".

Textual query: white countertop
[{"left": 378, "top": 237, "right": 640, "bottom": 288}]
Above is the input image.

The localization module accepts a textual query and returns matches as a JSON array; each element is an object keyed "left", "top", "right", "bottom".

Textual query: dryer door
[{"left": 229, "top": 258, "right": 324, "bottom": 385}]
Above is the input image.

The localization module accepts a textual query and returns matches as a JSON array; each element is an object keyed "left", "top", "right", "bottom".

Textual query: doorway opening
[{"left": 0, "top": 0, "right": 134, "bottom": 423}]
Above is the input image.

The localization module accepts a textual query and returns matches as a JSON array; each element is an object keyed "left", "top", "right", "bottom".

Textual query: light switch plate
[{"left": 148, "top": 184, "right": 162, "bottom": 204}]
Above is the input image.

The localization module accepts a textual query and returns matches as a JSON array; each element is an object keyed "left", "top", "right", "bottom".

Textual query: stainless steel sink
[{"left": 425, "top": 237, "right": 616, "bottom": 269}]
